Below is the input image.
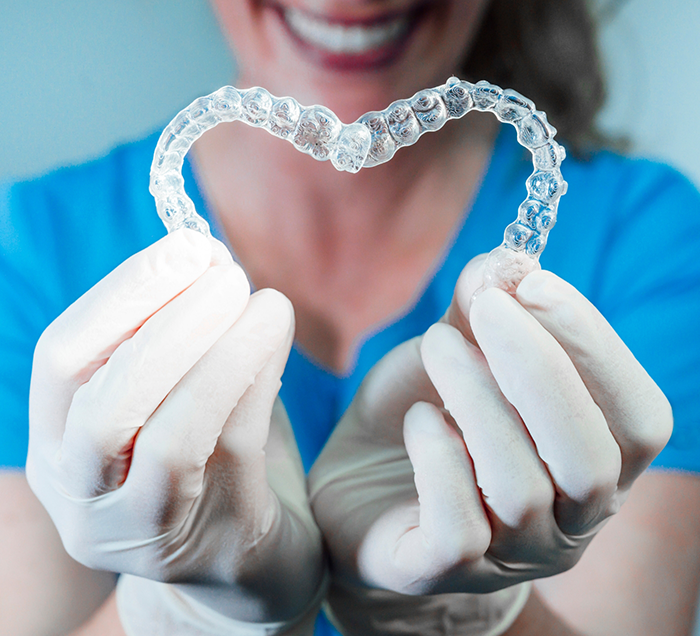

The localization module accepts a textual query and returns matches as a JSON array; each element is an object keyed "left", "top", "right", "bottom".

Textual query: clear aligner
[{"left": 150, "top": 78, "right": 567, "bottom": 292}]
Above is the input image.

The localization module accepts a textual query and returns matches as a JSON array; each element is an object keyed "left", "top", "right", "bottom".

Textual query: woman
[{"left": 1, "top": 0, "right": 700, "bottom": 634}]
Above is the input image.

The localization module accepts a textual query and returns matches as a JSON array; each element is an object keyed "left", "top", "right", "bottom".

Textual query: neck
[
  {"left": 191, "top": 111, "right": 498, "bottom": 371},
  {"left": 194, "top": 111, "right": 497, "bottom": 247}
]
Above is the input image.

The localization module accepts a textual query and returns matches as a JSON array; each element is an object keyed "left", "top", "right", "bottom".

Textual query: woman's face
[{"left": 211, "top": 0, "right": 491, "bottom": 122}]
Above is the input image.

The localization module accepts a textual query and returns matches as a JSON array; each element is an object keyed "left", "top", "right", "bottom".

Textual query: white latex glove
[
  {"left": 309, "top": 253, "right": 673, "bottom": 636},
  {"left": 26, "top": 229, "right": 325, "bottom": 634}
]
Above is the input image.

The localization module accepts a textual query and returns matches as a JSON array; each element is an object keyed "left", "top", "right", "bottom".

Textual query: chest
[{"left": 220, "top": 210, "right": 462, "bottom": 373}]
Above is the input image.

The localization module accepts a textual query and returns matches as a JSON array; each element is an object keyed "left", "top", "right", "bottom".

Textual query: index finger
[
  {"left": 30, "top": 229, "right": 215, "bottom": 444},
  {"left": 441, "top": 254, "right": 485, "bottom": 345},
  {"left": 444, "top": 251, "right": 543, "bottom": 345},
  {"left": 516, "top": 270, "right": 673, "bottom": 489}
]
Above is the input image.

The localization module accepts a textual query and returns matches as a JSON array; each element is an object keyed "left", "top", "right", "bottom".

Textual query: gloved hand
[
  {"left": 308, "top": 253, "right": 673, "bottom": 635},
  {"left": 26, "top": 229, "right": 325, "bottom": 635}
]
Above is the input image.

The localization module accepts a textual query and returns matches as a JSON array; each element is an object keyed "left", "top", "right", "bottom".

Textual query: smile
[
  {"left": 285, "top": 8, "right": 409, "bottom": 54},
  {"left": 277, "top": 5, "right": 426, "bottom": 70}
]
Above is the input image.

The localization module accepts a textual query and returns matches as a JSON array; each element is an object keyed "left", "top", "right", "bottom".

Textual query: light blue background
[
  {"left": 1, "top": 0, "right": 699, "bottom": 187},
  {"left": 1, "top": 0, "right": 698, "bottom": 631},
  {"left": 0, "top": 0, "right": 234, "bottom": 181}
]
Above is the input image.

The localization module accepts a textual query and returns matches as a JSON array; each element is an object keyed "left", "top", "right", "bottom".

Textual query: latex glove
[
  {"left": 309, "top": 253, "right": 672, "bottom": 635},
  {"left": 26, "top": 229, "right": 325, "bottom": 634}
]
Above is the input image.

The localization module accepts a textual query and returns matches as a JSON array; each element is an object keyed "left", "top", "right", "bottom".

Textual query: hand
[
  {"left": 308, "top": 253, "right": 672, "bottom": 633},
  {"left": 26, "top": 229, "right": 324, "bottom": 629}
]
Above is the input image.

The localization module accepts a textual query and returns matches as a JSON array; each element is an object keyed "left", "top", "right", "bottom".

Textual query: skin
[
  {"left": 2, "top": 0, "right": 700, "bottom": 634},
  {"left": 195, "top": 0, "right": 496, "bottom": 372}
]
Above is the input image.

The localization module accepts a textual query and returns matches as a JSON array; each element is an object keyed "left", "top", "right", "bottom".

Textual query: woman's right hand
[{"left": 25, "top": 229, "right": 324, "bottom": 630}]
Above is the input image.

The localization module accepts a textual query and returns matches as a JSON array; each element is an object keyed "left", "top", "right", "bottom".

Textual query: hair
[{"left": 463, "top": 0, "right": 621, "bottom": 155}]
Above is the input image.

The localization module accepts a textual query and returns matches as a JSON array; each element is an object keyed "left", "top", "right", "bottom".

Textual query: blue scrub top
[
  {"left": 2, "top": 125, "right": 700, "bottom": 472},
  {"left": 2, "top": 125, "right": 700, "bottom": 635}
]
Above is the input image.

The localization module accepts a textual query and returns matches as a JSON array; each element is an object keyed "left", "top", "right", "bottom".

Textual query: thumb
[
  {"left": 355, "top": 400, "right": 491, "bottom": 594},
  {"left": 442, "top": 253, "right": 488, "bottom": 345},
  {"left": 444, "top": 248, "right": 541, "bottom": 345}
]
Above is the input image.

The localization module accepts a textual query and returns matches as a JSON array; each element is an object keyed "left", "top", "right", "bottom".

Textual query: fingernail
[
  {"left": 405, "top": 401, "right": 444, "bottom": 435},
  {"left": 209, "top": 237, "right": 235, "bottom": 266},
  {"left": 423, "top": 323, "right": 470, "bottom": 372},
  {"left": 515, "top": 269, "right": 550, "bottom": 303},
  {"left": 177, "top": 226, "right": 210, "bottom": 249}
]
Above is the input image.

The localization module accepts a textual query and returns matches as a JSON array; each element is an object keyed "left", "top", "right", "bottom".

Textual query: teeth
[{"left": 285, "top": 8, "right": 408, "bottom": 54}]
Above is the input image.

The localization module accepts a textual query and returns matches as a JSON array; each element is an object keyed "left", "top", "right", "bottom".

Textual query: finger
[
  {"left": 216, "top": 289, "right": 294, "bottom": 459},
  {"left": 357, "top": 401, "right": 491, "bottom": 595},
  {"left": 349, "top": 336, "right": 441, "bottom": 446},
  {"left": 265, "top": 398, "right": 313, "bottom": 525},
  {"left": 208, "top": 235, "right": 240, "bottom": 268},
  {"left": 404, "top": 401, "right": 491, "bottom": 561},
  {"left": 30, "top": 229, "right": 214, "bottom": 445},
  {"left": 126, "top": 289, "right": 293, "bottom": 519},
  {"left": 442, "top": 253, "right": 488, "bottom": 345},
  {"left": 470, "top": 288, "right": 622, "bottom": 535},
  {"left": 421, "top": 323, "right": 556, "bottom": 546},
  {"left": 210, "top": 295, "right": 295, "bottom": 527},
  {"left": 59, "top": 263, "right": 250, "bottom": 497},
  {"left": 306, "top": 337, "right": 436, "bottom": 539},
  {"left": 443, "top": 250, "right": 543, "bottom": 344},
  {"left": 516, "top": 270, "right": 673, "bottom": 489}
]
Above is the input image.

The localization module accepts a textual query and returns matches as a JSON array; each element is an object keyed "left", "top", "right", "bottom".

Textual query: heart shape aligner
[{"left": 150, "top": 77, "right": 567, "bottom": 292}]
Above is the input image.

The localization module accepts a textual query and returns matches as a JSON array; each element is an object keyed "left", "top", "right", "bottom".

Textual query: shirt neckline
[{"left": 182, "top": 124, "right": 520, "bottom": 381}]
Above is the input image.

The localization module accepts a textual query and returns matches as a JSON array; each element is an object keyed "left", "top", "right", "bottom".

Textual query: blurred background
[
  {"left": 1, "top": 0, "right": 699, "bottom": 631},
  {"left": 0, "top": 0, "right": 699, "bottom": 187}
]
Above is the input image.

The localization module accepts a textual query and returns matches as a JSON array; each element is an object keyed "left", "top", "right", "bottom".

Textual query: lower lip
[{"left": 275, "top": 6, "right": 426, "bottom": 72}]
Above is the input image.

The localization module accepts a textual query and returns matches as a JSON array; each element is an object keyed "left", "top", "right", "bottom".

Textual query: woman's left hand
[{"left": 308, "top": 253, "right": 672, "bottom": 625}]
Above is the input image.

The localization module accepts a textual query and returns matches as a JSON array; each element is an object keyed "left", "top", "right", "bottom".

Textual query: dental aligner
[{"left": 150, "top": 77, "right": 567, "bottom": 292}]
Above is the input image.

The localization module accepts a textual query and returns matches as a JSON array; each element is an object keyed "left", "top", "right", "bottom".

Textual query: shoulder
[
  {"left": 536, "top": 146, "right": 700, "bottom": 296},
  {"left": 487, "top": 132, "right": 700, "bottom": 474},
  {"left": 488, "top": 129, "right": 700, "bottom": 302},
  {"left": 0, "top": 132, "right": 167, "bottom": 309},
  {"left": 0, "top": 133, "right": 169, "bottom": 468},
  {"left": 492, "top": 129, "right": 700, "bottom": 282},
  {"left": 561, "top": 149, "right": 700, "bottom": 244},
  {"left": 563, "top": 147, "right": 696, "bottom": 196},
  {"left": 1, "top": 131, "right": 165, "bottom": 252},
  {"left": 541, "top": 149, "right": 700, "bottom": 474}
]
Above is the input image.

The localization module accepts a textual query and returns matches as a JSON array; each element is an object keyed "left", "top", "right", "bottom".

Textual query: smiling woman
[{"left": 1, "top": 1, "right": 700, "bottom": 636}]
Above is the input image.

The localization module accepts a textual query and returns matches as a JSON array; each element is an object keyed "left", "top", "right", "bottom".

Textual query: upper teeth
[{"left": 284, "top": 8, "right": 408, "bottom": 54}]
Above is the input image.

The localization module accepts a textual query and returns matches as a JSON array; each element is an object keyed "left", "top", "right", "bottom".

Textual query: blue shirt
[{"left": 2, "top": 125, "right": 700, "bottom": 634}]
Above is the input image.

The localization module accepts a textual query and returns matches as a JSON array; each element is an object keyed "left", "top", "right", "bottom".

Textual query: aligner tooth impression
[{"left": 150, "top": 77, "right": 567, "bottom": 292}]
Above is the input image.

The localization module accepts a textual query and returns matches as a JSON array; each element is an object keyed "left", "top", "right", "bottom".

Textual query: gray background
[{"left": 1, "top": 0, "right": 699, "bottom": 630}]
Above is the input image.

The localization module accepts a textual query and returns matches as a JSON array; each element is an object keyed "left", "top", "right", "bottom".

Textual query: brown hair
[{"left": 463, "top": 0, "right": 618, "bottom": 155}]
